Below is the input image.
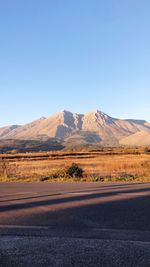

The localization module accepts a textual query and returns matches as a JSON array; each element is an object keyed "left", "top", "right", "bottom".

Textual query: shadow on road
[
  {"left": 0, "top": 183, "right": 145, "bottom": 203},
  {"left": 0, "top": 183, "right": 150, "bottom": 232}
]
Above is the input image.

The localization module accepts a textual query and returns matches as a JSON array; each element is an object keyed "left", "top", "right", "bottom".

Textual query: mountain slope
[
  {"left": 1, "top": 110, "right": 150, "bottom": 147},
  {"left": 120, "top": 131, "right": 150, "bottom": 146},
  {"left": 81, "top": 111, "right": 150, "bottom": 145},
  {"left": 2, "top": 111, "right": 83, "bottom": 140},
  {"left": 0, "top": 125, "right": 20, "bottom": 138},
  {"left": 0, "top": 138, "right": 64, "bottom": 153}
]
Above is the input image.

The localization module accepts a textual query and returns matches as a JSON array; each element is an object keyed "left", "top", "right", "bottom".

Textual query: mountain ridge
[{"left": 1, "top": 110, "right": 150, "bottom": 147}]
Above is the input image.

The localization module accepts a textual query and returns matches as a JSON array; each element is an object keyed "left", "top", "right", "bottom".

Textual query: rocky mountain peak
[{"left": 1, "top": 109, "right": 150, "bottom": 147}]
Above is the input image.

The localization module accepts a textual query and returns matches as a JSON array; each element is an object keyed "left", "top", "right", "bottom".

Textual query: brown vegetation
[{"left": 0, "top": 147, "right": 150, "bottom": 182}]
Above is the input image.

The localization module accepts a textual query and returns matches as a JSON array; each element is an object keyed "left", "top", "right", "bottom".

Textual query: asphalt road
[{"left": 0, "top": 182, "right": 150, "bottom": 267}]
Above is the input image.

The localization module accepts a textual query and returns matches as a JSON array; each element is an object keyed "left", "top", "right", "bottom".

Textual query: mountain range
[{"left": 0, "top": 110, "right": 150, "bottom": 152}]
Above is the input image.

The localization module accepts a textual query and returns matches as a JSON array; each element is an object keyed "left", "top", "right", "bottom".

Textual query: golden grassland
[{"left": 0, "top": 147, "right": 150, "bottom": 182}]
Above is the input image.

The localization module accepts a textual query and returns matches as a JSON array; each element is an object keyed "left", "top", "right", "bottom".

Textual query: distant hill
[
  {"left": 120, "top": 131, "right": 150, "bottom": 146},
  {"left": 0, "top": 125, "right": 20, "bottom": 138},
  {"left": 0, "top": 138, "right": 64, "bottom": 153},
  {"left": 0, "top": 110, "right": 150, "bottom": 152}
]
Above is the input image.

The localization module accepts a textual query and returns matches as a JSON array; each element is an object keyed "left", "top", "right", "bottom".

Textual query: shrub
[
  {"left": 145, "top": 147, "right": 150, "bottom": 153},
  {"left": 39, "top": 177, "right": 50, "bottom": 182},
  {"left": 39, "top": 163, "right": 84, "bottom": 181},
  {"left": 49, "top": 168, "right": 67, "bottom": 179},
  {"left": 66, "top": 163, "right": 83, "bottom": 178},
  {"left": 0, "top": 158, "right": 9, "bottom": 178}
]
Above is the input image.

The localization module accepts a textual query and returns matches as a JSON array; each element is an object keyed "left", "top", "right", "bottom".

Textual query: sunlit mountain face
[{"left": 1, "top": 110, "right": 150, "bottom": 148}]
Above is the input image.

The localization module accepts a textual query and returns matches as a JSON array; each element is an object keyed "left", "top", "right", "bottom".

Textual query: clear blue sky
[{"left": 0, "top": 0, "right": 150, "bottom": 126}]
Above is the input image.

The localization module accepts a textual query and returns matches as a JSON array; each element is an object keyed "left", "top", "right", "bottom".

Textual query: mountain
[
  {"left": 119, "top": 131, "right": 150, "bottom": 146},
  {"left": 0, "top": 125, "right": 20, "bottom": 138},
  {"left": 0, "top": 138, "right": 64, "bottom": 153},
  {"left": 1, "top": 110, "right": 150, "bottom": 149}
]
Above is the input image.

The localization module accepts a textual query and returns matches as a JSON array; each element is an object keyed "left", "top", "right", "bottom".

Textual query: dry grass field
[{"left": 0, "top": 147, "right": 150, "bottom": 182}]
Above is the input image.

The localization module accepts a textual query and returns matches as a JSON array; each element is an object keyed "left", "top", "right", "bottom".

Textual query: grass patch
[{"left": 0, "top": 151, "right": 150, "bottom": 183}]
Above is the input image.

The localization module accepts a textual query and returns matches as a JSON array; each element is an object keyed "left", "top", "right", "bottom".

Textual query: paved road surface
[{"left": 0, "top": 182, "right": 150, "bottom": 266}]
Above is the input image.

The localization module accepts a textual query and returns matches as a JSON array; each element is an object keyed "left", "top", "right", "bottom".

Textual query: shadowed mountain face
[
  {"left": 0, "top": 139, "right": 64, "bottom": 153},
  {"left": 1, "top": 110, "right": 150, "bottom": 148}
]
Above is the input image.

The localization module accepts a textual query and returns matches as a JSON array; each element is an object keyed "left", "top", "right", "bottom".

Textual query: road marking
[
  {"left": 66, "top": 192, "right": 94, "bottom": 196},
  {"left": 0, "top": 192, "right": 38, "bottom": 198},
  {"left": 0, "top": 225, "right": 48, "bottom": 230},
  {"left": 119, "top": 192, "right": 150, "bottom": 196}
]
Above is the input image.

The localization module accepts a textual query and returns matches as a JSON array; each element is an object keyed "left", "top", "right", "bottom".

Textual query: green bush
[
  {"left": 66, "top": 163, "right": 83, "bottom": 178},
  {"left": 145, "top": 147, "right": 150, "bottom": 153},
  {"left": 49, "top": 168, "right": 67, "bottom": 179},
  {"left": 41, "top": 163, "right": 84, "bottom": 181}
]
